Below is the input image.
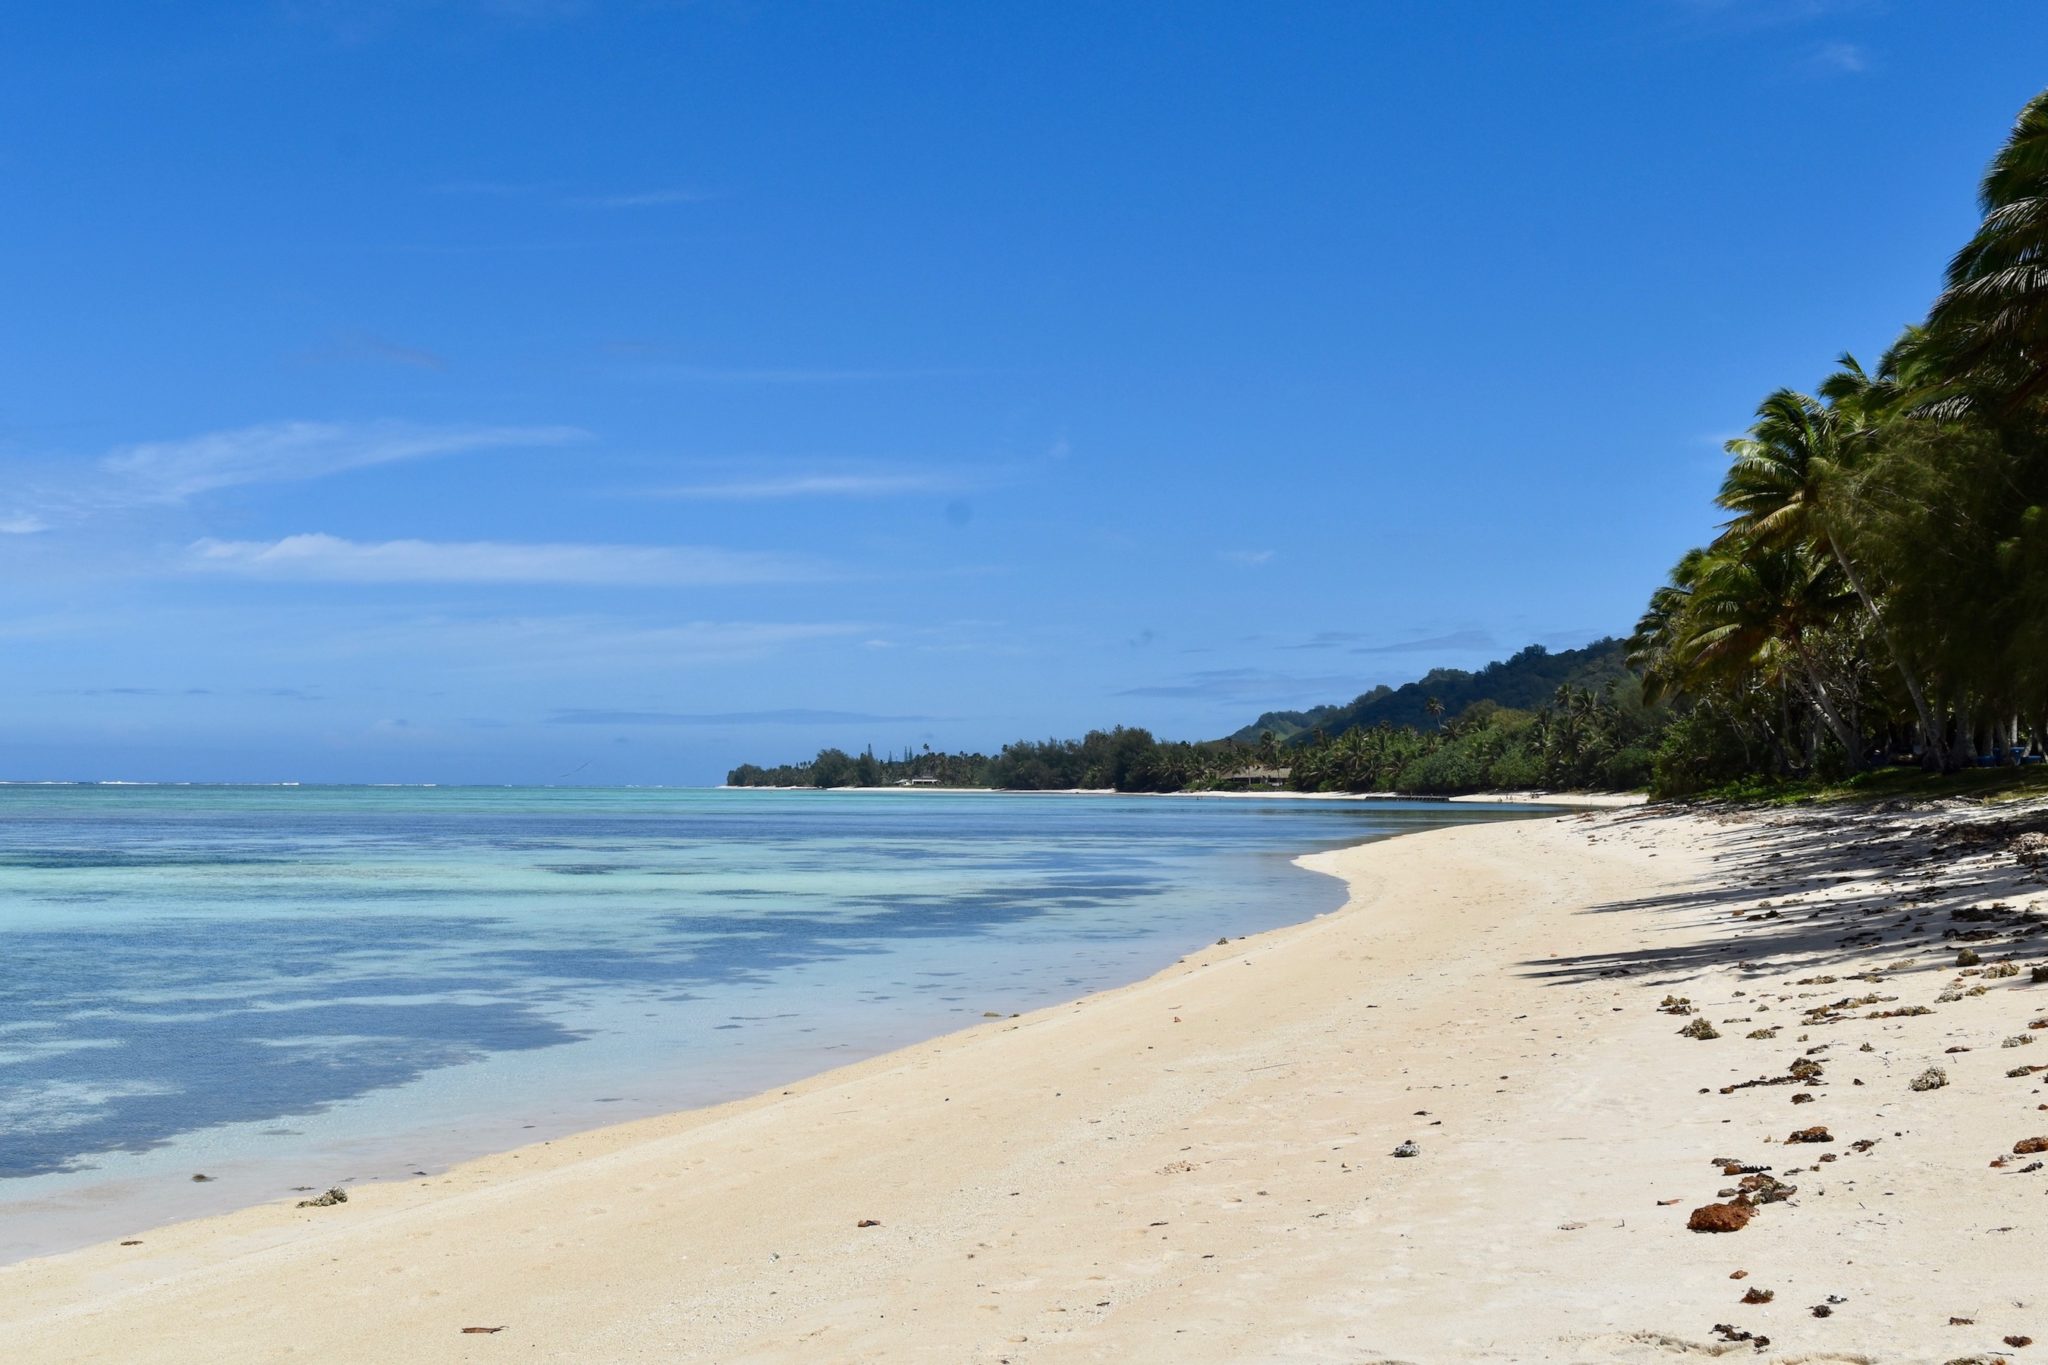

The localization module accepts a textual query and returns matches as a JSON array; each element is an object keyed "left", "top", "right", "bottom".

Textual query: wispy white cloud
[
  {"left": 185, "top": 533, "right": 828, "bottom": 586},
  {"left": 1669, "top": 0, "right": 1870, "bottom": 34},
  {"left": 1807, "top": 40, "right": 1868, "bottom": 72},
  {"left": 304, "top": 332, "right": 450, "bottom": 371},
  {"left": 1117, "top": 667, "right": 1363, "bottom": 702},
  {"left": 288, "top": 0, "right": 591, "bottom": 45},
  {"left": 335, "top": 615, "right": 868, "bottom": 671},
  {"left": 636, "top": 364, "right": 983, "bottom": 384},
  {"left": 645, "top": 471, "right": 965, "bottom": 501},
  {"left": 569, "top": 189, "right": 714, "bottom": 208},
  {"left": 428, "top": 178, "right": 541, "bottom": 198},
  {"left": 548, "top": 706, "right": 933, "bottom": 726},
  {"left": 1278, "top": 628, "right": 1500, "bottom": 654},
  {"left": 0, "top": 420, "right": 586, "bottom": 533},
  {"left": 428, "top": 181, "right": 715, "bottom": 210},
  {"left": 1352, "top": 628, "right": 1498, "bottom": 655},
  {"left": 106, "top": 420, "right": 583, "bottom": 503},
  {"left": 1221, "top": 549, "right": 1276, "bottom": 567},
  {"left": 1277, "top": 631, "right": 1364, "bottom": 652}
]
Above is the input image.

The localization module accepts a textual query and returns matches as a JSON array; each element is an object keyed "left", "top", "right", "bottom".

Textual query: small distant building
[
  {"left": 1218, "top": 766, "right": 1290, "bottom": 790},
  {"left": 896, "top": 775, "right": 942, "bottom": 786}
]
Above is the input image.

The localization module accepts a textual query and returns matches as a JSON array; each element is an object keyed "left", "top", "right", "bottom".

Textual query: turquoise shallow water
[{"left": 0, "top": 785, "right": 1537, "bottom": 1258}]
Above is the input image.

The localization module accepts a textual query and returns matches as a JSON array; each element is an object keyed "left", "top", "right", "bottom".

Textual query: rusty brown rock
[
  {"left": 1688, "top": 1201, "right": 1754, "bottom": 1233},
  {"left": 1787, "top": 1126, "right": 1833, "bottom": 1144},
  {"left": 2014, "top": 1136, "right": 2048, "bottom": 1155}
]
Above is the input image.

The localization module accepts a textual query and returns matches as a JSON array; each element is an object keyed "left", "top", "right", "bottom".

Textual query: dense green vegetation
[
  {"left": 734, "top": 92, "right": 2048, "bottom": 805},
  {"left": 726, "top": 646, "right": 1661, "bottom": 795},
  {"left": 727, "top": 729, "right": 1216, "bottom": 794},
  {"left": 1630, "top": 90, "right": 2048, "bottom": 795},
  {"left": 1230, "top": 639, "right": 1632, "bottom": 742}
]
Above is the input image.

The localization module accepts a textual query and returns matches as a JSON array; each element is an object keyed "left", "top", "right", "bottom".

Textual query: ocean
[{"left": 0, "top": 784, "right": 1538, "bottom": 1259}]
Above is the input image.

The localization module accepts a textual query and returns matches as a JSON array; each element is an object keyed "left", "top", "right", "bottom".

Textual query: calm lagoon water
[{"left": 0, "top": 785, "right": 1537, "bottom": 1259}]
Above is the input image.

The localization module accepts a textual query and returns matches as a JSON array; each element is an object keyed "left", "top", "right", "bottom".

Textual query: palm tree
[
  {"left": 1639, "top": 538, "right": 1866, "bottom": 771},
  {"left": 1928, "top": 89, "right": 2048, "bottom": 400},
  {"left": 1632, "top": 547, "right": 1799, "bottom": 775},
  {"left": 1927, "top": 89, "right": 2048, "bottom": 410},
  {"left": 1423, "top": 696, "right": 1445, "bottom": 729},
  {"left": 1714, "top": 389, "right": 1946, "bottom": 765},
  {"left": 1820, "top": 328, "right": 1961, "bottom": 424},
  {"left": 1710, "top": 545, "right": 1864, "bottom": 766}
]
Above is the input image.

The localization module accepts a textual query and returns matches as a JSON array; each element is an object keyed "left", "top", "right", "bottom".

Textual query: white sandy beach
[{"left": 3, "top": 800, "right": 2045, "bottom": 1362}]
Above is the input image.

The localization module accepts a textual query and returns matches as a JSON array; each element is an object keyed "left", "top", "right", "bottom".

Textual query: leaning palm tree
[
  {"left": 1670, "top": 542, "right": 1865, "bottom": 769},
  {"left": 1926, "top": 89, "right": 2048, "bottom": 411},
  {"left": 1819, "top": 329, "right": 1955, "bottom": 426},
  {"left": 1714, "top": 389, "right": 1946, "bottom": 765},
  {"left": 1628, "top": 547, "right": 1710, "bottom": 705}
]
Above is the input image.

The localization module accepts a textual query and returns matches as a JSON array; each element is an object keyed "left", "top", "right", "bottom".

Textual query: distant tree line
[
  {"left": 727, "top": 729, "right": 1222, "bottom": 793},
  {"left": 725, "top": 680, "right": 1658, "bottom": 796}
]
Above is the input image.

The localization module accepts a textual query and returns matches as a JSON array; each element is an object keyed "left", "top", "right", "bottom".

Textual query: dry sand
[{"left": 4, "top": 800, "right": 2046, "bottom": 1363}]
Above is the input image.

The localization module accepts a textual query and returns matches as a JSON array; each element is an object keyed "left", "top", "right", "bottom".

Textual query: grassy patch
[{"left": 1692, "top": 765, "right": 2048, "bottom": 808}]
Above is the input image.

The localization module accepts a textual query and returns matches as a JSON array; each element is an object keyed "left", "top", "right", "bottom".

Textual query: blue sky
[{"left": 0, "top": 1, "right": 2041, "bottom": 784}]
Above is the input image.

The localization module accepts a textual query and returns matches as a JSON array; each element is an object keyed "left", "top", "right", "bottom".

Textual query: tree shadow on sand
[{"left": 1518, "top": 804, "right": 2048, "bottom": 990}]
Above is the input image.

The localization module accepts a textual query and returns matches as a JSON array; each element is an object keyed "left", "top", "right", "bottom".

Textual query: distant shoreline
[{"left": 718, "top": 783, "right": 1648, "bottom": 808}]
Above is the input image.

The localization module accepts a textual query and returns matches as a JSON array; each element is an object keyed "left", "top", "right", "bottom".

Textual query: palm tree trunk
[
  {"left": 1821, "top": 524, "right": 1946, "bottom": 769},
  {"left": 1775, "top": 686, "right": 1797, "bottom": 777},
  {"left": 1703, "top": 697, "right": 1754, "bottom": 771},
  {"left": 1795, "top": 645, "right": 1862, "bottom": 770}
]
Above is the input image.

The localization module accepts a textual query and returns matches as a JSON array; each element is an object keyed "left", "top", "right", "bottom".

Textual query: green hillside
[{"left": 1227, "top": 639, "right": 1632, "bottom": 744}]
